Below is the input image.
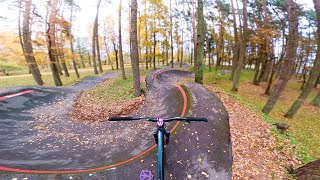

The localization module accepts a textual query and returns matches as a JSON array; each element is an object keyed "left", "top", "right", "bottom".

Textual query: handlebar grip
[
  {"left": 109, "top": 117, "right": 134, "bottom": 121},
  {"left": 186, "top": 117, "right": 208, "bottom": 122}
]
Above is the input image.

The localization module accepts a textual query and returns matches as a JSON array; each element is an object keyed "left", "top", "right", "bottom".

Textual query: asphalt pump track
[{"left": 0, "top": 69, "right": 232, "bottom": 179}]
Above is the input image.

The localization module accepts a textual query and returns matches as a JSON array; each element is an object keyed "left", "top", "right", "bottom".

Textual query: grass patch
[
  {"left": 85, "top": 72, "right": 148, "bottom": 104},
  {"left": 0, "top": 70, "right": 101, "bottom": 89},
  {"left": 87, "top": 75, "right": 136, "bottom": 104},
  {"left": 203, "top": 68, "right": 319, "bottom": 163}
]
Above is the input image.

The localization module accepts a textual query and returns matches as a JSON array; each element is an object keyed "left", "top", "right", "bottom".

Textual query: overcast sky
[{"left": 0, "top": 0, "right": 315, "bottom": 40}]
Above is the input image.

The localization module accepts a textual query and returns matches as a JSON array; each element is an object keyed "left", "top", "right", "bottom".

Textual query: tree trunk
[
  {"left": 91, "top": 0, "right": 100, "bottom": 75},
  {"left": 190, "top": 47, "right": 193, "bottom": 65},
  {"left": 88, "top": 52, "right": 92, "bottom": 66},
  {"left": 60, "top": 54, "right": 69, "bottom": 77},
  {"left": 265, "top": 57, "right": 278, "bottom": 95},
  {"left": 153, "top": 32, "right": 156, "bottom": 70},
  {"left": 191, "top": 2, "right": 197, "bottom": 70},
  {"left": 22, "top": 0, "right": 44, "bottom": 85},
  {"left": 284, "top": 0, "right": 320, "bottom": 118},
  {"left": 96, "top": 30, "right": 103, "bottom": 73},
  {"left": 301, "top": 63, "right": 308, "bottom": 90},
  {"left": 170, "top": 0, "right": 174, "bottom": 68},
  {"left": 231, "top": 0, "right": 239, "bottom": 80},
  {"left": 18, "top": 0, "right": 25, "bottom": 57},
  {"left": 232, "top": 0, "right": 249, "bottom": 92},
  {"left": 262, "top": 0, "right": 299, "bottom": 114},
  {"left": 195, "top": 0, "right": 205, "bottom": 84},
  {"left": 145, "top": 0, "right": 148, "bottom": 70},
  {"left": 130, "top": 0, "right": 141, "bottom": 97},
  {"left": 69, "top": 3, "right": 79, "bottom": 78},
  {"left": 114, "top": 43, "right": 119, "bottom": 70},
  {"left": 177, "top": 36, "right": 180, "bottom": 66},
  {"left": 104, "top": 37, "right": 114, "bottom": 70},
  {"left": 207, "top": 33, "right": 212, "bottom": 72},
  {"left": 315, "top": 74, "right": 320, "bottom": 88},
  {"left": 92, "top": 19, "right": 98, "bottom": 74},
  {"left": 180, "top": 32, "right": 184, "bottom": 68},
  {"left": 119, "top": 0, "right": 126, "bottom": 79},
  {"left": 312, "top": 90, "right": 320, "bottom": 106},
  {"left": 58, "top": 32, "right": 69, "bottom": 77},
  {"left": 47, "top": 0, "right": 62, "bottom": 86},
  {"left": 95, "top": 0, "right": 103, "bottom": 73}
]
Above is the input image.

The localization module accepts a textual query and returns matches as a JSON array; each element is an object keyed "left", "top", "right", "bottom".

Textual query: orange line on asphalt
[
  {"left": 0, "top": 71, "right": 188, "bottom": 174},
  {"left": 0, "top": 90, "right": 34, "bottom": 101}
]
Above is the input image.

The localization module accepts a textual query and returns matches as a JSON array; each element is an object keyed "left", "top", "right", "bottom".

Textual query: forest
[{"left": 0, "top": 0, "right": 319, "bottom": 179}]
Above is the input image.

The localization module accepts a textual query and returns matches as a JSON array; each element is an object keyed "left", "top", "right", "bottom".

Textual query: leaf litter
[{"left": 206, "top": 86, "right": 302, "bottom": 180}]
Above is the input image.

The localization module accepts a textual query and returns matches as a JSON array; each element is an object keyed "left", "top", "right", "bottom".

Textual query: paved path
[{"left": 0, "top": 69, "right": 232, "bottom": 179}]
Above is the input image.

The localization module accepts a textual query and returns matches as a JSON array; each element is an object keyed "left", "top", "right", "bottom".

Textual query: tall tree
[
  {"left": 119, "top": 0, "right": 126, "bottom": 79},
  {"left": 195, "top": 0, "right": 205, "bottom": 84},
  {"left": 232, "top": 0, "right": 249, "bottom": 92},
  {"left": 95, "top": 0, "right": 103, "bottom": 73},
  {"left": 144, "top": 0, "right": 149, "bottom": 69},
  {"left": 187, "top": 0, "right": 197, "bottom": 69},
  {"left": 56, "top": 14, "right": 69, "bottom": 77},
  {"left": 130, "top": 0, "right": 141, "bottom": 97},
  {"left": 170, "top": 0, "right": 174, "bottom": 68},
  {"left": 91, "top": 0, "right": 101, "bottom": 74},
  {"left": 47, "top": 0, "right": 62, "bottom": 86},
  {"left": 103, "top": 18, "right": 114, "bottom": 70},
  {"left": 22, "top": 0, "right": 44, "bottom": 85},
  {"left": 284, "top": 0, "right": 320, "bottom": 118},
  {"left": 96, "top": 25, "right": 103, "bottom": 73},
  {"left": 18, "top": 0, "right": 25, "bottom": 58},
  {"left": 230, "top": 0, "right": 239, "bottom": 80},
  {"left": 68, "top": 0, "right": 80, "bottom": 78},
  {"left": 262, "top": 0, "right": 299, "bottom": 114}
]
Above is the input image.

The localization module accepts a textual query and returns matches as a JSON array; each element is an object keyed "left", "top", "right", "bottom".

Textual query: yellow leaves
[
  {"left": 0, "top": 32, "right": 25, "bottom": 64},
  {"left": 250, "top": 27, "right": 274, "bottom": 45}
]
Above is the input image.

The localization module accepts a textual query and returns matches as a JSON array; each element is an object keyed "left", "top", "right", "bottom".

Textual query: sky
[
  {"left": 0, "top": 0, "right": 129, "bottom": 37},
  {"left": 0, "top": 0, "right": 316, "bottom": 41}
]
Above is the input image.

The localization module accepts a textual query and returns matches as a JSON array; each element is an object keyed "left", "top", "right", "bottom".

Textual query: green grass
[
  {"left": 0, "top": 62, "right": 26, "bottom": 76},
  {"left": 203, "top": 67, "right": 320, "bottom": 163},
  {"left": 85, "top": 71, "right": 149, "bottom": 104},
  {"left": 87, "top": 75, "right": 137, "bottom": 104},
  {"left": 0, "top": 70, "right": 100, "bottom": 89}
]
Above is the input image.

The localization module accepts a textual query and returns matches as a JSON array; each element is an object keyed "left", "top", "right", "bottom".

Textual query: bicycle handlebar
[{"left": 109, "top": 116, "right": 208, "bottom": 122}]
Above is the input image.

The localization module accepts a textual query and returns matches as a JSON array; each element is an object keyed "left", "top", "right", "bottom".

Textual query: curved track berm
[{"left": 0, "top": 69, "right": 232, "bottom": 179}]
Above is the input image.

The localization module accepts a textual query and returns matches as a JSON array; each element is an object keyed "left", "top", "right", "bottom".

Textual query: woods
[
  {"left": 0, "top": 0, "right": 319, "bottom": 116},
  {"left": 0, "top": 0, "right": 320, "bottom": 178}
]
